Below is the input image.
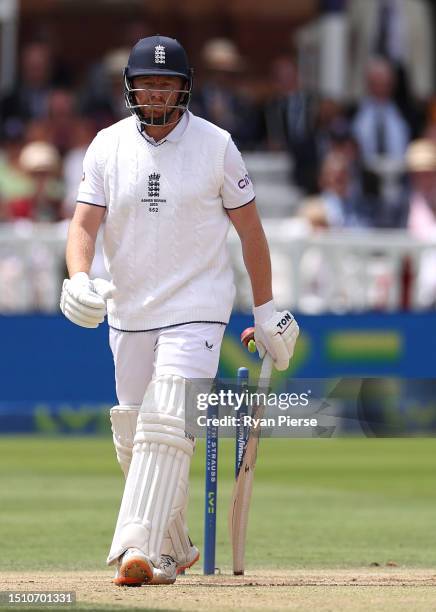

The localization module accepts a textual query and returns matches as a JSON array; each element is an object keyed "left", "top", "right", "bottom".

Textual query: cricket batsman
[{"left": 60, "top": 35, "right": 299, "bottom": 585}]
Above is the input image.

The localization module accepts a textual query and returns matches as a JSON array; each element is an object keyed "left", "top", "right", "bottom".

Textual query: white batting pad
[
  {"left": 110, "top": 406, "right": 139, "bottom": 478},
  {"left": 161, "top": 482, "right": 191, "bottom": 564},
  {"left": 110, "top": 404, "right": 192, "bottom": 564},
  {"left": 107, "top": 375, "right": 195, "bottom": 566}
]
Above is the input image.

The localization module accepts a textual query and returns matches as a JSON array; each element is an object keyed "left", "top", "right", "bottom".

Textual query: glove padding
[
  {"left": 254, "top": 310, "right": 299, "bottom": 371},
  {"left": 60, "top": 272, "right": 113, "bottom": 329}
]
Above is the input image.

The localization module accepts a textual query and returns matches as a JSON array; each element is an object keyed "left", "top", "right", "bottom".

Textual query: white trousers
[{"left": 109, "top": 322, "right": 226, "bottom": 405}]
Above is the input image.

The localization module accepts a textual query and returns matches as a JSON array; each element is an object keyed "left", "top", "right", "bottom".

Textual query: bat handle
[{"left": 259, "top": 354, "right": 273, "bottom": 389}]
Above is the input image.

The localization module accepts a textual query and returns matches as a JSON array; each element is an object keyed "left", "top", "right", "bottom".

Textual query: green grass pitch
[{"left": 0, "top": 436, "right": 435, "bottom": 571}]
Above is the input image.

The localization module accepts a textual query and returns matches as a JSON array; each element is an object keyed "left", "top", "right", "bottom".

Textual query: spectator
[
  {"left": 351, "top": 57, "right": 411, "bottom": 227},
  {"left": 352, "top": 57, "right": 410, "bottom": 165},
  {"left": 24, "top": 89, "right": 80, "bottom": 156},
  {"left": 80, "top": 48, "right": 130, "bottom": 129},
  {"left": 347, "top": 0, "right": 434, "bottom": 115},
  {"left": 192, "top": 38, "right": 261, "bottom": 150},
  {"left": 0, "top": 41, "right": 55, "bottom": 123},
  {"left": 7, "top": 142, "right": 63, "bottom": 222},
  {"left": 299, "top": 152, "right": 369, "bottom": 229},
  {"left": 326, "top": 119, "right": 365, "bottom": 197},
  {"left": 315, "top": 98, "right": 349, "bottom": 162},
  {"left": 46, "top": 89, "right": 80, "bottom": 155},
  {"left": 405, "top": 138, "right": 436, "bottom": 307},
  {"left": 0, "top": 119, "right": 33, "bottom": 206},
  {"left": 264, "top": 55, "right": 318, "bottom": 193},
  {"left": 298, "top": 196, "right": 330, "bottom": 230},
  {"left": 406, "top": 139, "right": 436, "bottom": 239}
]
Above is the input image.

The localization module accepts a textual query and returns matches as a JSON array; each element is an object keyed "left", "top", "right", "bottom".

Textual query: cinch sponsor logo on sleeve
[{"left": 238, "top": 174, "right": 251, "bottom": 189}]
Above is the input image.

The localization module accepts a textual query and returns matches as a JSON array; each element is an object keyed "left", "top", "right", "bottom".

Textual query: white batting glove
[
  {"left": 60, "top": 272, "right": 114, "bottom": 329},
  {"left": 253, "top": 301, "right": 299, "bottom": 371}
]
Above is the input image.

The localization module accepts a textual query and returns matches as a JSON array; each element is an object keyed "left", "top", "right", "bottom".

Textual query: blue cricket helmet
[{"left": 124, "top": 35, "right": 193, "bottom": 126}]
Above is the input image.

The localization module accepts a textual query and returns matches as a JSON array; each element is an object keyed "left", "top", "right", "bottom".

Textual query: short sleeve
[
  {"left": 221, "top": 138, "right": 255, "bottom": 210},
  {"left": 76, "top": 132, "right": 107, "bottom": 207}
]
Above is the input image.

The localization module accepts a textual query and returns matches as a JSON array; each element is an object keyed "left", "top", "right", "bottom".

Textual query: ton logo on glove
[
  {"left": 277, "top": 313, "right": 293, "bottom": 330},
  {"left": 253, "top": 301, "right": 299, "bottom": 372}
]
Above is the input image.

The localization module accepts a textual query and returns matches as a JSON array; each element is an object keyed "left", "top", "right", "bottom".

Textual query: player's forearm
[
  {"left": 241, "top": 226, "right": 273, "bottom": 308},
  {"left": 66, "top": 219, "right": 96, "bottom": 277}
]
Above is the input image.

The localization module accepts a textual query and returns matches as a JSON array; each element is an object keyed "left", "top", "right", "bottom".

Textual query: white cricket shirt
[{"left": 77, "top": 112, "right": 255, "bottom": 331}]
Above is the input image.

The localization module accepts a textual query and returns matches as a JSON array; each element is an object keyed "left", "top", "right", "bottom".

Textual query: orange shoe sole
[
  {"left": 177, "top": 551, "right": 200, "bottom": 575},
  {"left": 113, "top": 557, "right": 154, "bottom": 586}
]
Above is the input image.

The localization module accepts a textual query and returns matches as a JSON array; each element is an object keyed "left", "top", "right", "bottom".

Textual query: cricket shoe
[
  {"left": 151, "top": 543, "right": 200, "bottom": 585},
  {"left": 176, "top": 542, "right": 200, "bottom": 574},
  {"left": 113, "top": 547, "right": 154, "bottom": 586},
  {"left": 149, "top": 554, "right": 178, "bottom": 585}
]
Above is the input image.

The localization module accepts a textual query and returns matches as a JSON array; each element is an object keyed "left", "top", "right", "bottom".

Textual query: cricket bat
[{"left": 228, "top": 351, "right": 273, "bottom": 575}]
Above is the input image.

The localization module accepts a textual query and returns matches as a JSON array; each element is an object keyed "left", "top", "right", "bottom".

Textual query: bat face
[
  {"left": 228, "top": 425, "right": 262, "bottom": 573},
  {"left": 228, "top": 355, "right": 272, "bottom": 575}
]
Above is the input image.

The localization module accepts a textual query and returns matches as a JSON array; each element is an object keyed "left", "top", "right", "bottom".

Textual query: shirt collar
[{"left": 138, "top": 111, "right": 190, "bottom": 145}]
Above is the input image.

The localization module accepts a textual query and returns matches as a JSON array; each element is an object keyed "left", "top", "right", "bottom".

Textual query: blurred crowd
[
  {"left": 1, "top": 0, "right": 436, "bottom": 310},
  {"left": 2, "top": 35, "right": 436, "bottom": 234}
]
